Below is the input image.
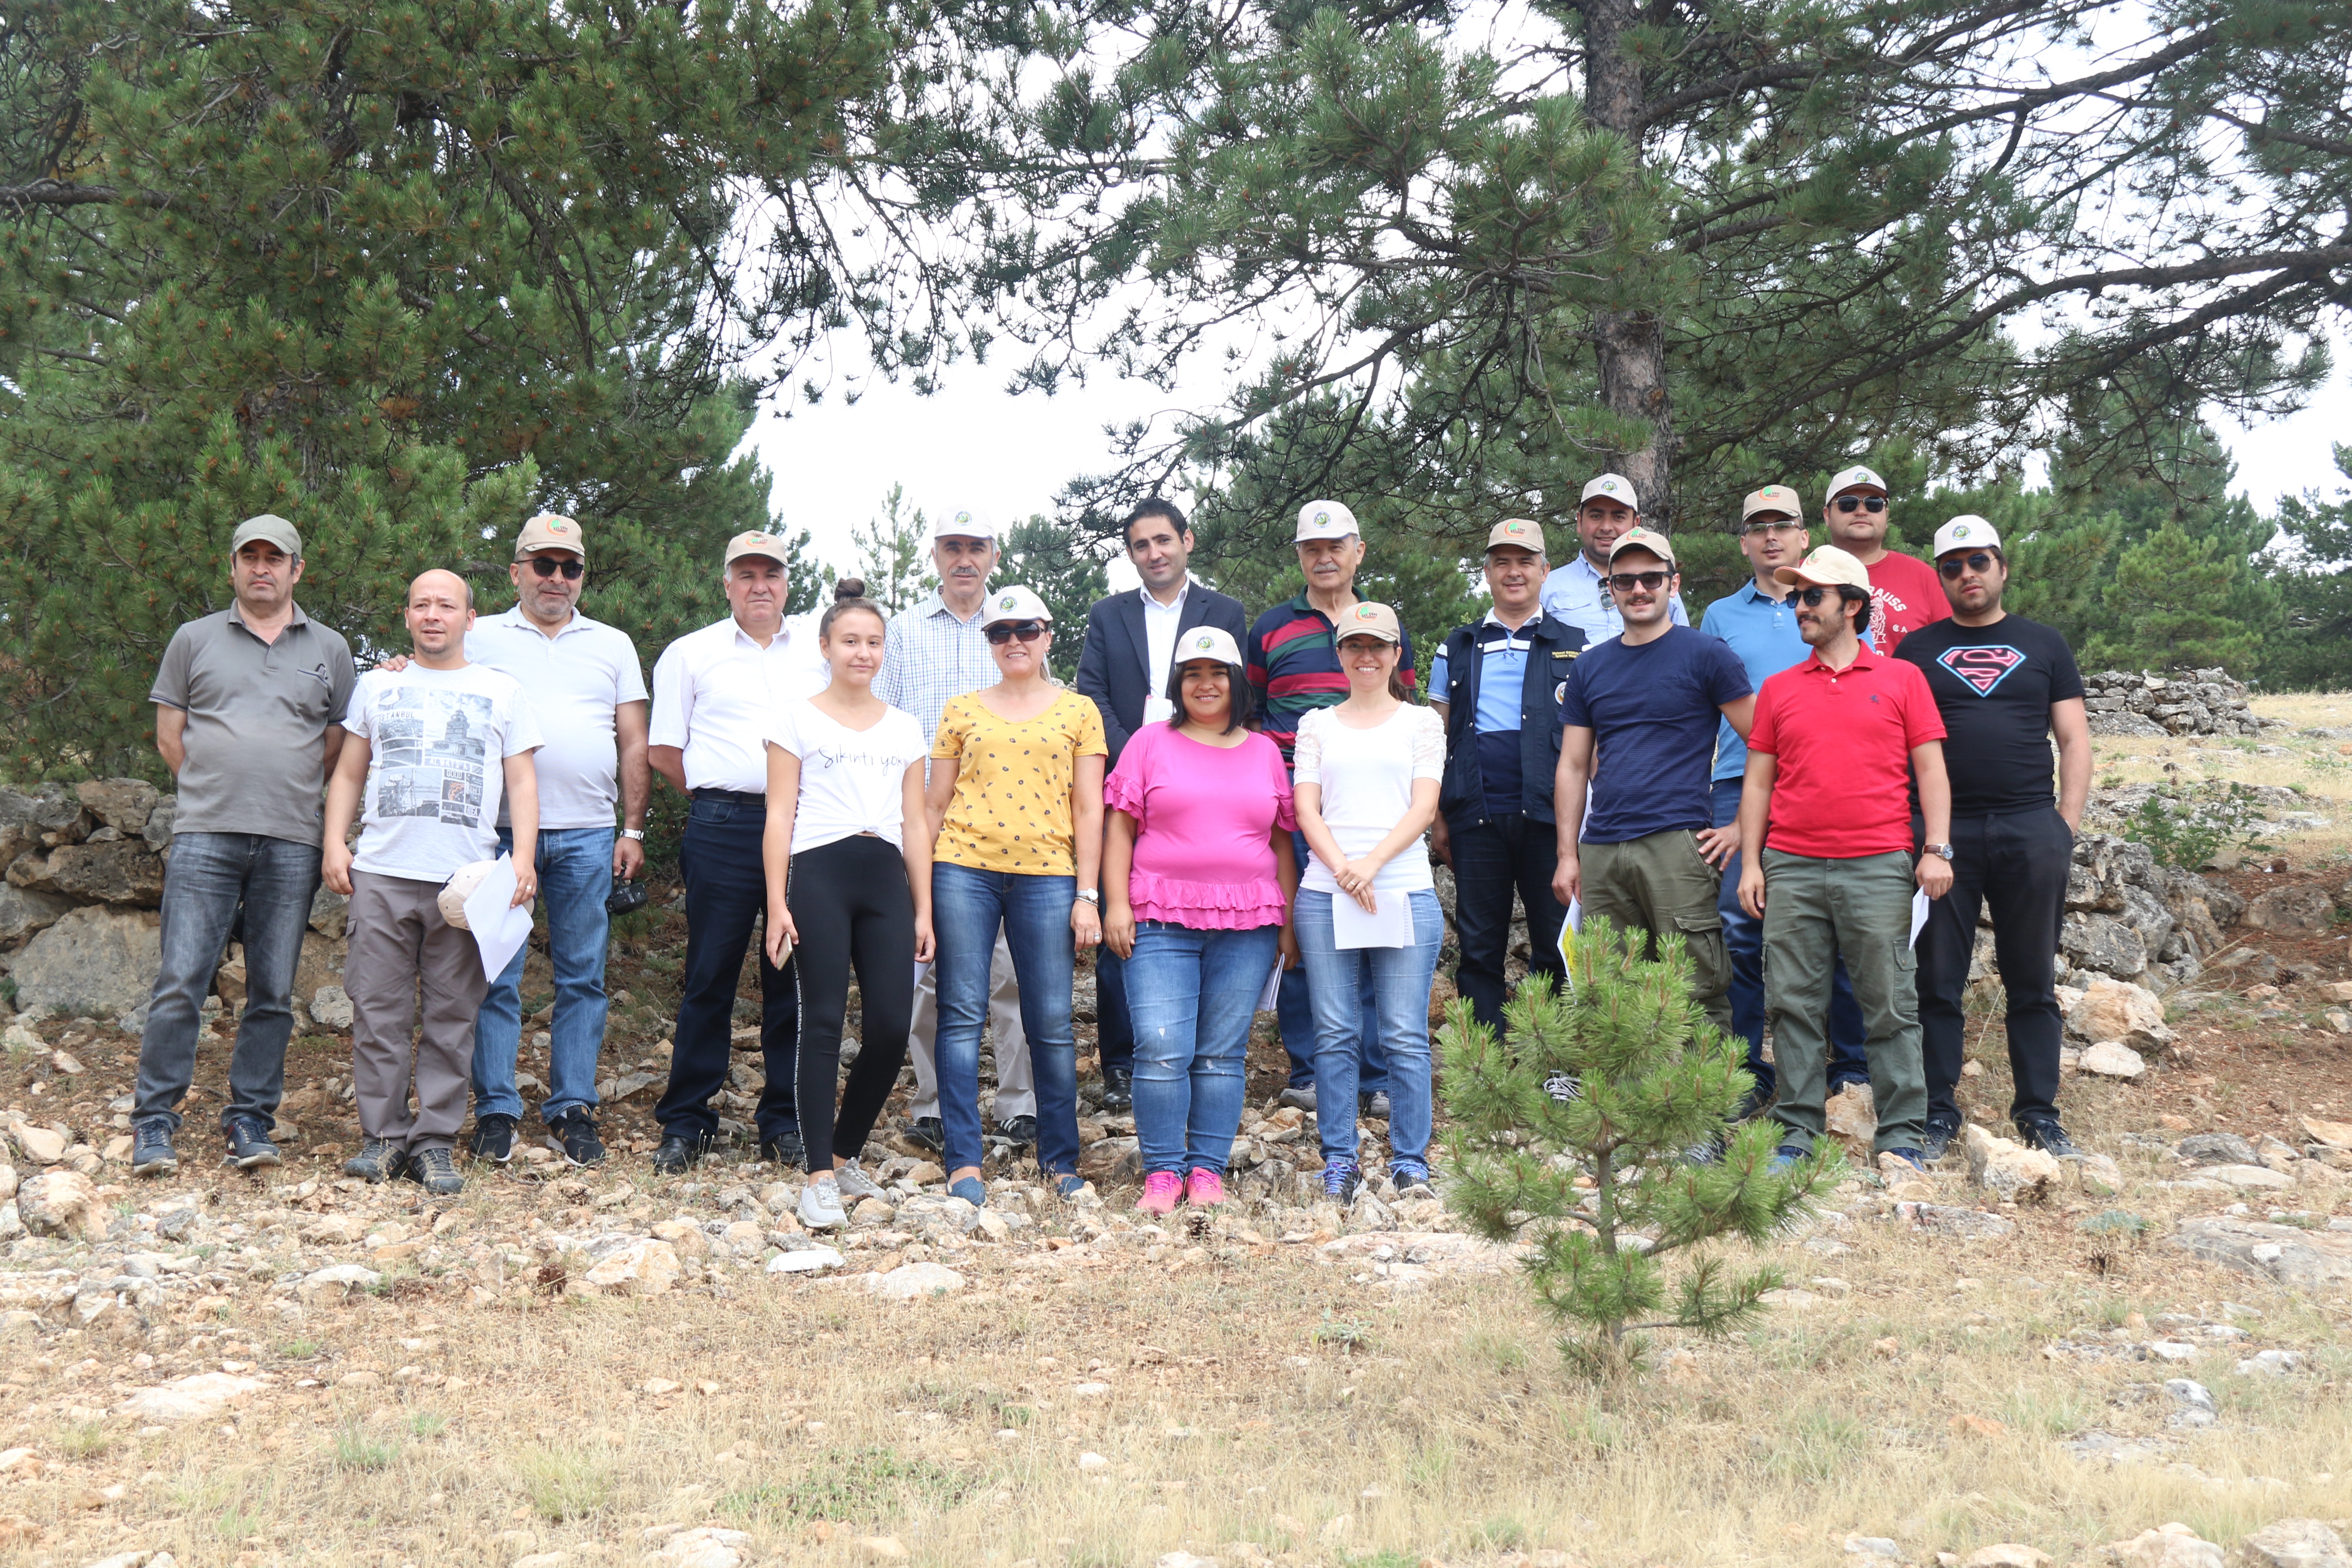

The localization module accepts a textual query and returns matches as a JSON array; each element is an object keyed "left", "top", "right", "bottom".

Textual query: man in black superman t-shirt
[{"left": 1893, "top": 514, "right": 2093, "bottom": 1165}]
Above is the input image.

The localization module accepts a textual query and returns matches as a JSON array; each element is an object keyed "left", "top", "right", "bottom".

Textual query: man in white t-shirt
[
  {"left": 459, "top": 514, "right": 649, "bottom": 1169},
  {"left": 323, "top": 570, "right": 544, "bottom": 1197}
]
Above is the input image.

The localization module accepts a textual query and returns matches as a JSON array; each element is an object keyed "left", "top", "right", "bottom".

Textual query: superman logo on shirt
[{"left": 1937, "top": 644, "right": 2026, "bottom": 695}]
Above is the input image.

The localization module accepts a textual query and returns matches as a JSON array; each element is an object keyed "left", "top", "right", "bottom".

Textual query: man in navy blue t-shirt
[{"left": 1554, "top": 530, "right": 1755, "bottom": 1034}]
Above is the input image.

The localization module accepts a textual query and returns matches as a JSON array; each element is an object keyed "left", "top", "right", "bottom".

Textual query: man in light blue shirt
[
  {"left": 1701, "top": 485, "right": 1868, "bottom": 1112},
  {"left": 1539, "top": 472, "right": 1690, "bottom": 643}
]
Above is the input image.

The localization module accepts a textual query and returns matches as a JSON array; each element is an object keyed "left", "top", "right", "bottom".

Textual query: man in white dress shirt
[
  {"left": 1538, "top": 473, "right": 1690, "bottom": 643},
  {"left": 648, "top": 530, "right": 824, "bottom": 1173}
]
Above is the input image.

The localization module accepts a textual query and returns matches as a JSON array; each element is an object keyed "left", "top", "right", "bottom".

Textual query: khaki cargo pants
[{"left": 1580, "top": 829, "right": 1733, "bottom": 1039}]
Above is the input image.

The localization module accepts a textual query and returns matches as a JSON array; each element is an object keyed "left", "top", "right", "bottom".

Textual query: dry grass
[{"left": 2089, "top": 692, "right": 2352, "bottom": 865}]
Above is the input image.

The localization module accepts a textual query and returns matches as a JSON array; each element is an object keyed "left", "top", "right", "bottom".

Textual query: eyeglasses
[
  {"left": 1938, "top": 551, "right": 1997, "bottom": 578},
  {"left": 527, "top": 557, "right": 584, "bottom": 580},
  {"left": 1833, "top": 496, "right": 1888, "bottom": 514},
  {"left": 1606, "top": 571, "right": 1671, "bottom": 592},
  {"left": 1795, "top": 586, "right": 1841, "bottom": 606},
  {"left": 1742, "top": 521, "right": 1804, "bottom": 536},
  {"left": 985, "top": 622, "right": 1047, "bottom": 644}
]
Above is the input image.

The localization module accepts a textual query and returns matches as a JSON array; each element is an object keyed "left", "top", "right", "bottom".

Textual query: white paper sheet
[
  {"left": 1908, "top": 888, "right": 1932, "bottom": 949},
  {"left": 912, "top": 959, "right": 931, "bottom": 993},
  {"left": 462, "top": 855, "right": 535, "bottom": 984},
  {"left": 1254, "top": 958, "right": 1285, "bottom": 1013},
  {"left": 1332, "top": 890, "right": 1414, "bottom": 949},
  {"left": 1557, "top": 897, "right": 1583, "bottom": 977}
]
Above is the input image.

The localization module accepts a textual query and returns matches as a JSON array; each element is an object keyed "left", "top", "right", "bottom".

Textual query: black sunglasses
[
  {"left": 1834, "top": 496, "right": 1888, "bottom": 514},
  {"left": 1938, "top": 551, "right": 1998, "bottom": 578},
  {"left": 527, "top": 557, "right": 585, "bottom": 580},
  {"left": 1795, "top": 586, "right": 1841, "bottom": 606},
  {"left": 1606, "top": 570, "right": 1671, "bottom": 592},
  {"left": 986, "top": 622, "right": 1047, "bottom": 644}
]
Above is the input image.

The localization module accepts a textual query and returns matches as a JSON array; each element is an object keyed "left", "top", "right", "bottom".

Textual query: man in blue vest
[{"left": 1430, "top": 519, "right": 1587, "bottom": 1036}]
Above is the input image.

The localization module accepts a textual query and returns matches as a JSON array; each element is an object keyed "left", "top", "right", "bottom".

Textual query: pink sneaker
[
  {"left": 1136, "top": 1171, "right": 1183, "bottom": 1215},
  {"left": 1185, "top": 1169, "right": 1226, "bottom": 1207}
]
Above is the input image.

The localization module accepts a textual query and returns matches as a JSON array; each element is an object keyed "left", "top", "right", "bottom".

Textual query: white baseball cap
[
  {"left": 1171, "top": 625, "right": 1246, "bottom": 675},
  {"left": 978, "top": 584, "right": 1053, "bottom": 628},
  {"left": 1826, "top": 465, "right": 1889, "bottom": 499},
  {"left": 437, "top": 860, "right": 504, "bottom": 931},
  {"left": 1580, "top": 473, "right": 1638, "bottom": 509},
  {"left": 1294, "top": 500, "right": 1359, "bottom": 542},
  {"left": 931, "top": 505, "right": 998, "bottom": 542},
  {"left": 1932, "top": 515, "right": 2003, "bottom": 557}
]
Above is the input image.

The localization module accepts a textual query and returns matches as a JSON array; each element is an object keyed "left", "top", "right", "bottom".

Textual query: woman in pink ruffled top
[{"left": 1101, "top": 625, "right": 1301, "bottom": 1213}]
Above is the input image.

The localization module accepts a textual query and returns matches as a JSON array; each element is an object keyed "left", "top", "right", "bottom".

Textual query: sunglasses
[
  {"left": 1938, "top": 551, "right": 1998, "bottom": 578},
  {"left": 1795, "top": 586, "right": 1847, "bottom": 607},
  {"left": 527, "top": 557, "right": 585, "bottom": 580},
  {"left": 985, "top": 621, "right": 1047, "bottom": 644},
  {"left": 1606, "top": 570, "right": 1671, "bottom": 591},
  {"left": 1834, "top": 496, "right": 1888, "bottom": 514}
]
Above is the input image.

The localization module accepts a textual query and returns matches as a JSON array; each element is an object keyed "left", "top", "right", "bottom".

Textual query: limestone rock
[
  {"left": 1895, "top": 1202, "right": 2015, "bottom": 1240},
  {"left": 2062, "top": 913, "right": 2148, "bottom": 981},
  {"left": 0, "top": 1164, "right": 13, "bottom": 1200},
  {"left": 1824, "top": 1082, "right": 1877, "bottom": 1148},
  {"left": 2103, "top": 1522, "right": 2222, "bottom": 1568},
  {"left": 766, "top": 1246, "right": 842, "bottom": 1275},
  {"left": 2066, "top": 977, "right": 2174, "bottom": 1052},
  {"left": 307, "top": 884, "right": 349, "bottom": 939},
  {"left": 9, "top": 906, "right": 161, "bottom": 1018},
  {"left": 2169, "top": 1216, "right": 2352, "bottom": 1289},
  {"left": 2238, "top": 1519, "right": 2350, "bottom": 1568},
  {"left": 296, "top": 1264, "right": 381, "bottom": 1302},
  {"left": 16, "top": 1169, "right": 106, "bottom": 1240},
  {"left": 118, "top": 1372, "right": 265, "bottom": 1422},
  {"left": 2300, "top": 1115, "right": 2352, "bottom": 1150},
  {"left": 649, "top": 1219, "right": 711, "bottom": 1259},
  {"left": 2244, "top": 885, "right": 2334, "bottom": 934},
  {"left": 7, "top": 1122, "right": 65, "bottom": 1165},
  {"left": 0, "top": 883, "right": 74, "bottom": 942},
  {"left": 2201, "top": 1164, "right": 2294, "bottom": 1190},
  {"left": 2077, "top": 1041, "right": 2147, "bottom": 1079},
  {"left": 2067, "top": 1152, "right": 2125, "bottom": 1197},
  {"left": 1963, "top": 1125, "right": 2061, "bottom": 1202},
  {"left": 77, "top": 778, "right": 159, "bottom": 833},
  {"left": 309, "top": 986, "right": 354, "bottom": 1030},
  {"left": 868, "top": 1261, "right": 966, "bottom": 1299},
  {"left": 2175, "top": 1132, "right": 2257, "bottom": 1167},
  {"left": 646, "top": 1525, "right": 752, "bottom": 1568},
  {"left": 11, "top": 839, "right": 166, "bottom": 906},
  {"left": 582, "top": 1239, "right": 680, "bottom": 1296}
]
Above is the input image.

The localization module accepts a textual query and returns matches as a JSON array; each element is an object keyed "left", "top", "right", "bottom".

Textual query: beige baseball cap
[
  {"left": 1333, "top": 600, "right": 1402, "bottom": 645},
  {"left": 979, "top": 584, "right": 1053, "bottom": 628},
  {"left": 724, "top": 531, "right": 793, "bottom": 567},
  {"left": 1172, "top": 625, "right": 1246, "bottom": 674},
  {"left": 1295, "top": 500, "right": 1360, "bottom": 542},
  {"left": 1742, "top": 485, "right": 1803, "bottom": 522},
  {"left": 1607, "top": 527, "right": 1676, "bottom": 568},
  {"left": 1485, "top": 518, "right": 1547, "bottom": 555},
  {"left": 931, "top": 505, "right": 997, "bottom": 542},
  {"left": 1826, "top": 464, "right": 1889, "bottom": 499},
  {"left": 1773, "top": 544, "right": 1873, "bottom": 591},
  {"left": 231, "top": 514, "right": 302, "bottom": 558},
  {"left": 514, "top": 512, "right": 585, "bottom": 560},
  {"left": 1579, "top": 473, "right": 1638, "bottom": 509}
]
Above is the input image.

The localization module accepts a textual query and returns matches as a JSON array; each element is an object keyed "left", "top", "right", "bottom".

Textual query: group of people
[{"left": 123, "top": 460, "right": 2092, "bottom": 1214}]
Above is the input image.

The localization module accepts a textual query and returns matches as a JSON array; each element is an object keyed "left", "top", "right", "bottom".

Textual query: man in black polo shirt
[
  {"left": 1430, "top": 519, "right": 1586, "bottom": 1035},
  {"left": 1894, "top": 515, "right": 2093, "bottom": 1164}
]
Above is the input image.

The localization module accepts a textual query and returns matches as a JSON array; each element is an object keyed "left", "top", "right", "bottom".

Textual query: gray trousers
[
  {"left": 346, "top": 869, "right": 490, "bottom": 1153},
  {"left": 906, "top": 931, "right": 1033, "bottom": 1121}
]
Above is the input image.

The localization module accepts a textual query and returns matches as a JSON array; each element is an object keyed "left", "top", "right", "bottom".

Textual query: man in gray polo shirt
[{"left": 132, "top": 514, "right": 357, "bottom": 1176}]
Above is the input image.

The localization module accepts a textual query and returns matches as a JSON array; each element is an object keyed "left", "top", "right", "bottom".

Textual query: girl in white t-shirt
[
  {"left": 1292, "top": 601, "right": 1447, "bottom": 1205},
  {"left": 762, "top": 592, "right": 933, "bottom": 1230}
]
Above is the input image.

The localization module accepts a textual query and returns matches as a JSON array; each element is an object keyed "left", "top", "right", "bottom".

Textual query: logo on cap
[
  {"left": 997, "top": 592, "right": 1017, "bottom": 609},
  {"left": 1598, "top": 480, "right": 1618, "bottom": 493},
  {"left": 1951, "top": 523, "right": 1971, "bottom": 539},
  {"left": 1315, "top": 511, "right": 1331, "bottom": 524},
  {"left": 1504, "top": 521, "right": 1527, "bottom": 535},
  {"left": 1192, "top": 633, "right": 1214, "bottom": 649},
  {"left": 1354, "top": 605, "right": 1377, "bottom": 620},
  {"left": 957, "top": 511, "right": 973, "bottom": 524}
]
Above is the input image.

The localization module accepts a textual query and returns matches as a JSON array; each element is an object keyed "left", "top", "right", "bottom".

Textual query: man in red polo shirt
[{"left": 1735, "top": 545, "right": 1954, "bottom": 1178}]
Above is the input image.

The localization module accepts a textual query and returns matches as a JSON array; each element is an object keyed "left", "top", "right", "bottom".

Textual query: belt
[{"left": 690, "top": 788, "right": 766, "bottom": 804}]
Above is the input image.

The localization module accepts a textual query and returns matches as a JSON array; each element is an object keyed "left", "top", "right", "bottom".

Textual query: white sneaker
[
  {"left": 833, "top": 1160, "right": 887, "bottom": 1201},
  {"left": 797, "top": 1178, "right": 847, "bottom": 1230}
]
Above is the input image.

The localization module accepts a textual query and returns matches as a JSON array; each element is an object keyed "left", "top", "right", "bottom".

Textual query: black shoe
[
  {"left": 345, "top": 1136, "right": 404, "bottom": 1183},
  {"left": 907, "top": 1116, "right": 944, "bottom": 1154},
  {"left": 1919, "top": 1116, "right": 1961, "bottom": 1164},
  {"left": 1359, "top": 1090, "right": 1392, "bottom": 1121},
  {"left": 1321, "top": 1160, "right": 1363, "bottom": 1204},
  {"left": 2015, "top": 1116, "right": 2081, "bottom": 1159},
  {"left": 651, "top": 1132, "right": 713, "bottom": 1176},
  {"left": 131, "top": 1118, "right": 178, "bottom": 1178},
  {"left": 998, "top": 1115, "right": 1037, "bottom": 1148},
  {"left": 223, "top": 1114, "right": 282, "bottom": 1170},
  {"left": 1732, "top": 1083, "right": 1771, "bottom": 1122},
  {"left": 403, "top": 1145, "right": 465, "bottom": 1198},
  {"left": 468, "top": 1112, "right": 518, "bottom": 1164},
  {"left": 548, "top": 1108, "right": 605, "bottom": 1167},
  {"left": 1099, "top": 1067, "right": 1133, "bottom": 1112},
  {"left": 757, "top": 1128, "right": 805, "bottom": 1168}
]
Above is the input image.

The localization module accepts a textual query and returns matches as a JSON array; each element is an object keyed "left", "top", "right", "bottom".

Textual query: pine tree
[
  {"left": 850, "top": 484, "right": 941, "bottom": 616},
  {"left": 2262, "top": 448, "right": 2352, "bottom": 691},
  {"left": 1439, "top": 918, "right": 1838, "bottom": 1378},
  {"left": 2085, "top": 521, "right": 2271, "bottom": 675}
]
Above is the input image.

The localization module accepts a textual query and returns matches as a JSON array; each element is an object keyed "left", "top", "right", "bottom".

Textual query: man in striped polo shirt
[{"left": 1245, "top": 500, "right": 1416, "bottom": 1116}]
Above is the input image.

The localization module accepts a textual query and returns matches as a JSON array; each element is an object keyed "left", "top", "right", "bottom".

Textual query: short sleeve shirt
[
  {"left": 466, "top": 608, "right": 647, "bottom": 830},
  {"left": 1892, "top": 615, "right": 2083, "bottom": 815},
  {"left": 1863, "top": 551, "right": 1951, "bottom": 657},
  {"left": 931, "top": 689, "right": 1109, "bottom": 876},
  {"left": 1558, "top": 627, "right": 1751, "bottom": 842},
  {"left": 342, "top": 663, "right": 544, "bottom": 880},
  {"left": 1749, "top": 650, "right": 1946, "bottom": 858},
  {"left": 149, "top": 604, "right": 357, "bottom": 846}
]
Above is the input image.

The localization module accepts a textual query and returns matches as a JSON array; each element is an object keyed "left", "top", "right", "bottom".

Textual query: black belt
[{"left": 691, "top": 788, "right": 766, "bottom": 804}]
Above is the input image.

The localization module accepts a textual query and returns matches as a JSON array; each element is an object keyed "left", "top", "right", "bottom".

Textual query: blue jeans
[
  {"left": 933, "top": 862, "right": 1082, "bottom": 1177},
  {"left": 133, "top": 831, "right": 320, "bottom": 1134},
  {"left": 1125, "top": 922, "right": 1280, "bottom": 1175},
  {"left": 472, "top": 826, "right": 614, "bottom": 1126},
  {"left": 1712, "top": 779, "right": 1867, "bottom": 1098},
  {"left": 656, "top": 794, "right": 797, "bottom": 1144},
  {"left": 1293, "top": 888, "right": 1442, "bottom": 1170},
  {"left": 1277, "top": 830, "right": 1390, "bottom": 1095},
  {"left": 1093, "top": 944, "right": 1135, "bottom": 1078}
]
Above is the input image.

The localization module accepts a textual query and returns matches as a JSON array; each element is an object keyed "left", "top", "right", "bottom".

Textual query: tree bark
[{"left": 1578, "top": 0, "right": 1677, "bottom": 533}]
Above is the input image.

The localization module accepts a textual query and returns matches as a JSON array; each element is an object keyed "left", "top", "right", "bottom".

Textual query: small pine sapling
[{"left": 1439, "top": 916, "right": 1842, "bottom": 1377}]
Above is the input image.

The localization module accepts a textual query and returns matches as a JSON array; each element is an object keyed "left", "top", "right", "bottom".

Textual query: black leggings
[{"left": 790, "top": 833, "right": 918, "bottom": 1174}]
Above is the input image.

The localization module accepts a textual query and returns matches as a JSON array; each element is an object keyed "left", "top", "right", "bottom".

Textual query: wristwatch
[
  {"left": 1923, "top": 842, "right": 1955, "bottom": 861},
  {"left": 1074, "top": 888, "right": 1100, "bottom": 906},
  {"left": 621, "top": 829, "right": 646, "bottom": 841}
]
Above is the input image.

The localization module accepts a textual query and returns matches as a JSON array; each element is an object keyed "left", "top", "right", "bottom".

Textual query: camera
[{"left": 606, "top": 879, "right": 650, "bottom": 917}]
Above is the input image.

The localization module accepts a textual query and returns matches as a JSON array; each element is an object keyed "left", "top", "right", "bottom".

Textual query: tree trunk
[{"left": 1579, "top": 0, "right": 1677, "bottom": 533}]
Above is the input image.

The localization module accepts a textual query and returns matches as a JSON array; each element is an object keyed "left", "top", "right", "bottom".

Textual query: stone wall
[{"left": 2081, "top": 668, "right": 2270, "bottom": 738}]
